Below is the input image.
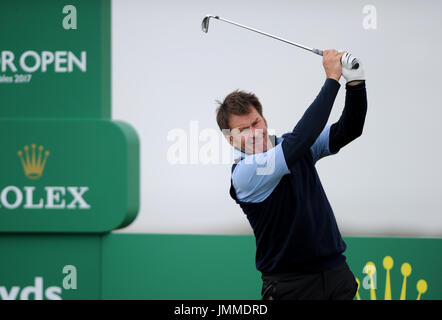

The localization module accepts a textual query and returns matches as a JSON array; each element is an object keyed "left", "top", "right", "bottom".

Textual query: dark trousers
[{"left": 261, "top": 261, "right": 358, "bottom": 300}]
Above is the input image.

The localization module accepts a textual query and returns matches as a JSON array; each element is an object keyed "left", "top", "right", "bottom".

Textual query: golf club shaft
[{"left": 214, "top": 16, "right": 323, "bottom": 56}]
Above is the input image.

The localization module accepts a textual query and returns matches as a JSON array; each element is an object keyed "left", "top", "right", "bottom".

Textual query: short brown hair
[{"left": 216, "top": 90, "right": 263, "bottom": 132}]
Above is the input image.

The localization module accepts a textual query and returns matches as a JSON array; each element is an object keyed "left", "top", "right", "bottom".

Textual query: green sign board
[
  {"left": 0, "top": 120, "right": 139, "bottom": 232},
  {"left": 1, "top": 235, "right": 441, "bottom": 300},
  {"left": 0, "top": 0, "right": 139, "bottom": 232},
  {"left": 0, "top": 235, "right": 101, "bottom": 300},
  {"left": 0, "top": 0, "right": 111, "bottom": 119}
]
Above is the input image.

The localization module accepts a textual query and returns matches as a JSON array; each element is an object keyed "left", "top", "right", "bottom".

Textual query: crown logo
[
  {"left": 355, "top": 256, "right": 428, "bottom": 300},
  {"left": 17, "top": 144, "right": 50, "bottom": 180}
]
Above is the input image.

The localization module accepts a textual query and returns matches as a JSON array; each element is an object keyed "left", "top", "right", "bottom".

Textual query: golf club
[{"left": 201, "top": 15, "right": 360, "bottom": 70}]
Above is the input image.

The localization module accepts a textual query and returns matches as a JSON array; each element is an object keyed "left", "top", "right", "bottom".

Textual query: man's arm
[
  {"left": 282, "top": 78, "right": 340, "bottom": 166},
  {"left": 329, "top": 80, "right": 367, "bottom": 153},
  {"left": 281, "top": 49, "right": 343, "bottom": 167},
  {"left": 310, "top": 123, "right": 338, "bottom": 164}
]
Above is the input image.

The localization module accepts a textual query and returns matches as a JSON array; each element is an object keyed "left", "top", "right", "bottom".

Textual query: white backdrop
[{"left": 112, "top": 0, "right": 442, "bottom": 237}]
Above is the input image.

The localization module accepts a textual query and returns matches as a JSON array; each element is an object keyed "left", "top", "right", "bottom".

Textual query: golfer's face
[{"left": 228, "top": 107, "right": 269, "bottom": 155}]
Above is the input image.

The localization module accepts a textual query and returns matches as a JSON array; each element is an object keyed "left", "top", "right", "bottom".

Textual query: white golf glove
[{"left": 341, "top": 51, "right": 365, "bottom": 83}]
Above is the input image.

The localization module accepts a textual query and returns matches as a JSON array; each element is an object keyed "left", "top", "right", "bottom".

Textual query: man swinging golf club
[{"left": 215, "top": 50, "right": 367, "bottom": 300}]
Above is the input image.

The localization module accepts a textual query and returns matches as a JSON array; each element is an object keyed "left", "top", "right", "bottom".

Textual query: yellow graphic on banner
[
  {"left": 355, "top": 256, "right": 428, "bottom": 300},
  {"left": 17, "top": 144, "right": 50, "bottom": 180}
]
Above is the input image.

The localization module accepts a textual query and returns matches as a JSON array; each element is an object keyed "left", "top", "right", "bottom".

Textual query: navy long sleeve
[
  {"left": 282, "top": 78, "right": 340, "bottom": 167},
  {"left": 329, "top": 81, "right": 367, "bottom": 153}
]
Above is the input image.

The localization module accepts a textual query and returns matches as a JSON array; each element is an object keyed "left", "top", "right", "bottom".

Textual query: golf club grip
[
  {"left": 312, "top": 48, "right": 323, "bottom": 56},
  {"left": 315, "top": 48, "right": 360, "bottom": 70}
]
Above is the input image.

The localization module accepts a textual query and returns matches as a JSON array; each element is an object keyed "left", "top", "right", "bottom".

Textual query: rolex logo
[
  {"left": 17, "top": 144, "right": 50, "bottom": 180},
  {"left": 355, "top": 256, "right": 428, "bottom": 300},
  {"left": 0, "top": 144, "right": 90, "bottom": 210}
]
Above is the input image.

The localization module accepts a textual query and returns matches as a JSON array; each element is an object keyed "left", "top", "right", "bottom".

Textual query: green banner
[
  {"left": 0, "top": 0, "right": 110, "bottom": 119},
  {"left": 2, "top": 234, "right": 440, "bottom": 300},
  {"left": 0, "top": 0, "right": 139, "bottom": 233},
  {"left": 0, "top": 235, "right": 101, "bottom": 300},
  {"left": 0, "top": 120, "right": 139, "bottom": 232},
  {"left": 100, "top": 234, "right": 441, "bottom": 300}
]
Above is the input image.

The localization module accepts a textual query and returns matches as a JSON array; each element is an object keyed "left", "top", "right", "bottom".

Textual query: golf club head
[{"left": 201, "top": 15, "right": 219, "bottom": 33}]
